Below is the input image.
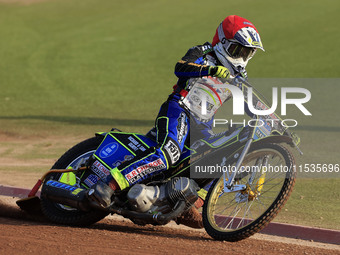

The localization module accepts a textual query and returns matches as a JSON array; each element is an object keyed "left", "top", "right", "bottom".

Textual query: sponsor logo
[
  {"left": 125, "top": 158, "right": 166, "bottom": 183},
  {"left": 243, "top": 21, "right": 254, "bottom": 26},
  {"left": 191, "top": 95, "right": 201, "bottom": 103},
  {"left": 164, "top": 140, "right": 180, "bottom": 164},
  {"left": 91, "top": 160, "right": 111, "bottom": 180},
  {"left": 176, "top": 112, "right": 188, "bottom": 144},
  {"left": 99, "top": 142, "right": 118, "bottom": 158},
  {"left": 256, "top": 101, "right": 278, "bottom": 121},
  {"left": 113, "top": 154, "right": 134, "bottom": 168},
  {"left": 202, "top": 44, "right": 212, "bottom": 54},
  {"left": 255, "top": 129, "right": 265, "bottom": 139},
  {"left": 84, "top": 174, "right": 99, "bottom": 187},
  {"left": 200, "top": 101, "right": 214, "bottom": 112},
  {"left": 127, "top": 136, "right": 147, "bottom": 152}
]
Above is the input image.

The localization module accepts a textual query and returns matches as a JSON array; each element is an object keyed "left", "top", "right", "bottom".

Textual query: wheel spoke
[
  {"left": 236, "top": 199, "right": 255, "bottom": 228},
  {"left": 204, "top": 144, "right": 296, "bottom": 240}
]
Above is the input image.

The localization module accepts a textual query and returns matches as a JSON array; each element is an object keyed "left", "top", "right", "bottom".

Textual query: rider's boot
[{"left": 174, "top": 197, "right": 204, "bottom": 229}]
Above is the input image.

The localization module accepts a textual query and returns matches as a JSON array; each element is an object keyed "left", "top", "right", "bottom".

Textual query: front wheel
[
  {"left": 202, "top": 143, "right": 296, "bottom": 241},
  {"left": 40, "top": 136, "right": 108, "bottom": 226}
]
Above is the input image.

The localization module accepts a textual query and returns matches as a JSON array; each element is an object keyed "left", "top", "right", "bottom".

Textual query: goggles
[{"left": 225, "top": 42, "right": 257, "bottom": 61}]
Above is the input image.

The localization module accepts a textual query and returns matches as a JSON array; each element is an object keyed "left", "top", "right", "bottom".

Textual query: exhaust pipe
[{"left": 41, "top": 180, "right": 92, "bottom": 212}]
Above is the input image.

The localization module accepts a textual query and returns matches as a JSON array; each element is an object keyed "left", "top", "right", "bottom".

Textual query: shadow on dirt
[
  {"left": 0, "top": 198, "right": 47, "bottom": 223},
  {"left": 0, "top": 198, "right": 210, "bottom": 241},
  {"left": 91, "top": 219, "right": 210, "bottom": 241}
]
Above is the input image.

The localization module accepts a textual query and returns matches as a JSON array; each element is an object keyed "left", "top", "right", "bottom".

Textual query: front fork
[
  {"left": 223, "top": 138, "right": 269, "bottom": 195},
  {"left": 244, "top": 155, "right": 268, "bottom": 200},
  {"left": 223, "top": 138, "right": 253, "bottom": 193}
]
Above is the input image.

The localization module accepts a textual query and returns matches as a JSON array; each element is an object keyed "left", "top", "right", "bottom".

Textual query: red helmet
[{"left": 212, "top": 15, "right": 264, "bottom": 70}]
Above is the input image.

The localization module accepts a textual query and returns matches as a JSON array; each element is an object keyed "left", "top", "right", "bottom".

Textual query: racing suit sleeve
[{"left": 174, "top": 46, "right": 211, "bottom": 78}]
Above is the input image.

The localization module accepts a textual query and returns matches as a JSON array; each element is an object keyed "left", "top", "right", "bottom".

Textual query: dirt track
[
  {"left": 0, "top": 134, "right": 339, "bottom": 254},
  {"left": 0, "top": 197, "right": 339, "bottom": 255}
]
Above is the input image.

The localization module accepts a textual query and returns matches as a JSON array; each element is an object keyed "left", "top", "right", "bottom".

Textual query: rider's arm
[
  {"left": 175, "top": 45, "right": 230, "bottom": 79},
  {"left": 174, "top": 45, "right": 212, "bottom": 78}
]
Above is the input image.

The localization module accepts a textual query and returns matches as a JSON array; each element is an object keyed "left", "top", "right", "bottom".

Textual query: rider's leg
[
  {"left": 114, "top": 99, "right": 189, "bottom": 187},
  {"left": 88, "top": 98, "right": 190, "bottom": 207}
]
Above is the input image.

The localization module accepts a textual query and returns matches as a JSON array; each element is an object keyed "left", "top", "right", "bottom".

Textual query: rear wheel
[
  {"left": 40, "top": 136, "right": 108, "bottom": 226},
  {"left": 202, "top": 143, "right": 296, "bottom": 241}
]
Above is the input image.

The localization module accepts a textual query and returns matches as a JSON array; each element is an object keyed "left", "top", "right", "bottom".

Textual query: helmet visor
[{"left": 225, "top": 42, "right": 256, "bottom": 61}]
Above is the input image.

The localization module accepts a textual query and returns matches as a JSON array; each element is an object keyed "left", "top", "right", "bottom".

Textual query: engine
[{"left": 127, "top": 177, "right": 199, "bottom": 214}]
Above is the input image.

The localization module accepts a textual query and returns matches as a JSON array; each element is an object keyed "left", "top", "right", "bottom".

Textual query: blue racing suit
[{"left": 108, "top": 42, "right": 246, "bottom": 190}]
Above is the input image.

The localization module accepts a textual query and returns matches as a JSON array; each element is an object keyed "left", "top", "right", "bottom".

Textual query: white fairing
[{"left": 180, "top": 77, "right": 232, "bottom": 122}]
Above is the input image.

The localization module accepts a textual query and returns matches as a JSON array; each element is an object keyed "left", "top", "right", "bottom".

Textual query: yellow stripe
[
  {"left": 109, "top": 133, "right": 136, "bottom": 156},
  {"left": 110, "top": 167, "right": 130, "bottom": 190},
  {"left": 160, "top": 149, "right": 169, "bottom": 169},
  {"left": 133, "top": 134, "right": 150, "bottom": 148},
  {"left": 59, "top": 166, "right": 76, "bottom": 185},
  {"left": 198, "top": 87, "right": 216, "bottom": 104},
  {"left": 197, "top": 188, "right": 208, "bottom": 200},
  {"left": 94, "top": 154, "right": 112, "bottom": 170}
]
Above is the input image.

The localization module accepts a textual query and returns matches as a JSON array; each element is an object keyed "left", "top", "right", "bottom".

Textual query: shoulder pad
[{"left": 201, "top": 42, "right": 213, "bottom": 54}]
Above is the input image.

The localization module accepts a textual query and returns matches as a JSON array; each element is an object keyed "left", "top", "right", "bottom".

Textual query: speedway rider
[{"left": 89, "top": 15, "right": 265, "bottom": 228}]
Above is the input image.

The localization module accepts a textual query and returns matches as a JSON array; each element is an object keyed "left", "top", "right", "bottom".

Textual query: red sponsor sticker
[{"left": 125, "top": 159, "right": 165, "bottom": 181}]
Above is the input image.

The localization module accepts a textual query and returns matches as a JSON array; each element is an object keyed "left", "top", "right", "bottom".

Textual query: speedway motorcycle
[{"left": 17, "top": 76, "right": 301, "bottom": 242}]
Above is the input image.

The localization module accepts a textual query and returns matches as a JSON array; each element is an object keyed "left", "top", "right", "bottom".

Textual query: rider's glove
[{"left": 209, "top": 66, "right": 230, "bottom": 79}]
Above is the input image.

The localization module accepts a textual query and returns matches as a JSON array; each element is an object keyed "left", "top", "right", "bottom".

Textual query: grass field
[{"left": 0, "top": 0, "right": 339, "bottom": 229}]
